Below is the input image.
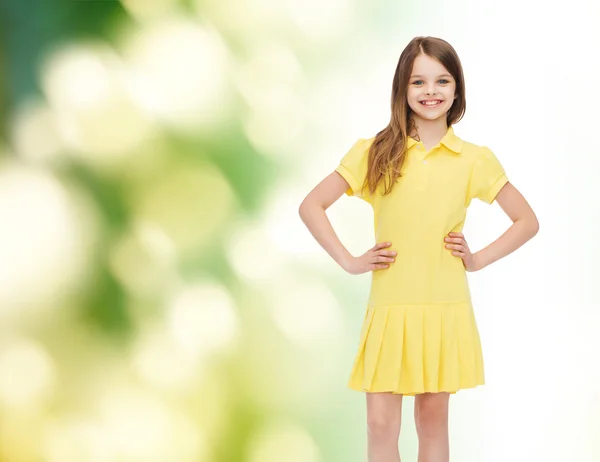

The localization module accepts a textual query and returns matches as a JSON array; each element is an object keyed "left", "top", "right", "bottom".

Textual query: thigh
[{"left": 366, "top": 392, "right": 404, "bottom": 429}]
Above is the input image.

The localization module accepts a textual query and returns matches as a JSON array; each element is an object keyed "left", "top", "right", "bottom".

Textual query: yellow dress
[{"left": 335, "top": 126, "right": 508, "bottom": 396}]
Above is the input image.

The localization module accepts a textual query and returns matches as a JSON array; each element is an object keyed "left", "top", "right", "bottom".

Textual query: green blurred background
[
  {"left": 3, "top": 1, "right": 599, "bottom": 461},
  {"left": 0, "top": 0, "right": 395, "bottom": 460}
]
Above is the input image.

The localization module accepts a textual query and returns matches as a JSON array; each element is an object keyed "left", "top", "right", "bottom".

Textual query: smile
[{"left": 420, "top": 100, "right": 443, "bottom": 107}]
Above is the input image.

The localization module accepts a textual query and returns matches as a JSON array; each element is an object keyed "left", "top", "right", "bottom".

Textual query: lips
[{"left": 420, "top": 100, "right": 443, "bottom": 105}]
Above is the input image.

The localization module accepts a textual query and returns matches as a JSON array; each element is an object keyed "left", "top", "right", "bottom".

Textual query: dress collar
[{"left": 406, "top": 125, "right": 463, "bottom": 154}]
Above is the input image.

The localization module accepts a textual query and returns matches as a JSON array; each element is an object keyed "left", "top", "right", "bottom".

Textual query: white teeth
[{"left": 421, "top": 100, "right": 441, "bottom": 106}]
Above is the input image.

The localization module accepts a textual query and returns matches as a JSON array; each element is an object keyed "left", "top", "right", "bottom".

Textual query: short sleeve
[
  {"left": 467, "top": 146, "right": 509, "bottom": 204},
  {"left": 334, "top": 138, "right": 371, "bottom": 199}
]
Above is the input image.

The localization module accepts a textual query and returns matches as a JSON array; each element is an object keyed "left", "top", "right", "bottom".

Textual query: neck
[{"left": 408, "top": 115, "right": 449, "bottom": 141}]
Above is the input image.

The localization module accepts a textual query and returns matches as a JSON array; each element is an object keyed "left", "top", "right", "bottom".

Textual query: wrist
[
  {"left": 340, "top": 252, "right": 355, "bottom": 272},
  {"left": 473, "top": 251, "right": 487, "bottom": 271}
]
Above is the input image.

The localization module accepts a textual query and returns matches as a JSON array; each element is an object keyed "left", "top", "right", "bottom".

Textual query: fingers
[
  {"left": 445, "top": 237, "right": 468, "bottom": 246},
  {"left": 446, "top": 244, "right": 470, "bottom": 260},
  {"left": 444, "top": 237, "right": 462, "bottom": 244},
  {"left": 372, "top": 255, "right": 395, "bottom": 263},
  {"left": 373, "top": 250, "right": 396, "bottom": 262},
  {"left": 445, "top": 232, "right": 469, "bottom": 258},
  {"left": 447, "top": 233, "right": 467, "bottom": 242},
  {"left": 371, "top": 263, "right": 390, "bottom": 271},
  {"left": 372, "top": 241, "right": 392, "bottom": 251},
  {"left": 445, "top": 233, "right": 469, "bottom": 252}
]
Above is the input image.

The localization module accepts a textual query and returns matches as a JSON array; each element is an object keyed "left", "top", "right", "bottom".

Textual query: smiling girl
[{"left": 299, "top": 36, "right": 539, "bottom": 462}]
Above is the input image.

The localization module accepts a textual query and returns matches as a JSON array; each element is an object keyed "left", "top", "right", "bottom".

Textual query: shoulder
[
  {"left": 340, "top": 136, "right": 375, "bottom": 162},
  {"left": 460, "top": 139, "right": 491, "bottom": 156},
  {"left": 354, "top": 136, "right": 376, "bottom": 150},
  {"left": 459, "top": 139, "right": 498, "bottom": 164},
  {"left": 364, "top": 136, "right": 376, "bottom": 145}
]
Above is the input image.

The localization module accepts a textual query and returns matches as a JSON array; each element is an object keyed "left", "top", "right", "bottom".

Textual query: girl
[{"left": 298, "top": 36, "right": 539, "bottom": 462}]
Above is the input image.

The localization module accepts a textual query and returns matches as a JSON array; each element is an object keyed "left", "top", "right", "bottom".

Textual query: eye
[{"left": 411, "top": 79, "right": 451, "bottom": 85}]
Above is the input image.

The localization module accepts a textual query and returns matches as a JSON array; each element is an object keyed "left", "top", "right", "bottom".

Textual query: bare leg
[
  {"left": 414, "top": 392, "right": 450, "bottom": 462},
  {"left": 366, "top": 392, "right": 403, "bottom": 462}
]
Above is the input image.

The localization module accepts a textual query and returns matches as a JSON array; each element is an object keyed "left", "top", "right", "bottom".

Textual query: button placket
[
  {"left": 421, "top": 145, "right": 440, "bottom": 164},
  {"left": 413, "top": 144, "right": 428, "bottom": 191},
  {"left": 416, "top": 143, "right": 427, "bottom": 163}
]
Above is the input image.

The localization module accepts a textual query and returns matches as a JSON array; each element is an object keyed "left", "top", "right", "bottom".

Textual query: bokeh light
[
  {"left": 41, "top": 43, "right": 155, "bottom": 168},
  {"left": 131, "top": 161, "right": 237, "bottom": 255},
  {"left": 167, "top": 281, "right": 239, "bottom": 359},
  {"left": 123, "top": 16, "right": 232, "bottom": 133},
  {"left": 1, "top": 1, "right": 598, "bottom": 461},
  {"left": 0, "top": 338, "right": 57, "bottom": 410},
  {"left": 0, "top": 162, "right": 97, "bottom": 318}
]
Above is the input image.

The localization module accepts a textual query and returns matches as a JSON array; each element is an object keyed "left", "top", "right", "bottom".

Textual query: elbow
[
  {"left": 298, "top": 199, "right": 310, "bottom": 222},
  {"left": 299, "top": 198, "right": 324, "bottom": 223},
  {"left": 515, "top": 213, "right": 539, "bottom": 238},
  {"left": 528, "top": 214, "right": 540, "bottom": 237}
]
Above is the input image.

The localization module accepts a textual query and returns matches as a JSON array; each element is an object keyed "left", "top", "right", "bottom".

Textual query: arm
[
  {"left": 473, "top": 181, "right": 539, "bottom": 270},
  {"left": 298, "top": 171, "right": 354, "bottom": 270},
  {"left": 298, "top": 171, "right": 395, "bottom": 274}
]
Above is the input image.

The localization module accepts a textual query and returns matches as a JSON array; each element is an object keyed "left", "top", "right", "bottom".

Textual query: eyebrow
[{"left": 410, "top": 74, "right": 453, "bottom": 78}]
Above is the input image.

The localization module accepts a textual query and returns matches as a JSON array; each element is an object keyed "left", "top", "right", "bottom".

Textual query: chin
[{"left": 414, "top": 111, "right": 446, "bottom": 121}]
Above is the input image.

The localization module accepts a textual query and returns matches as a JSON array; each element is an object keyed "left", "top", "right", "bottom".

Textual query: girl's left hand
[{"left": 444, "top": 232, "right": 481, "bottom": 272}]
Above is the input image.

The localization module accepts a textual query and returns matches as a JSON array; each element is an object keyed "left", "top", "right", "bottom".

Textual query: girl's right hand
[{"left": 344, "top": 241, "right": 396, "bottom": 275}]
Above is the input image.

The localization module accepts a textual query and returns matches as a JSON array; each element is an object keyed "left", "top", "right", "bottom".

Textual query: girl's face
[{"left": 406, "top": 53, "right": 457, "bottom": 124}]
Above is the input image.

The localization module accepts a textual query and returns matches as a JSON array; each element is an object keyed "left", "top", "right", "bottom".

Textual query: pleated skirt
[{"left": 347, "top": 302, "right": 485, "bottom": 396}]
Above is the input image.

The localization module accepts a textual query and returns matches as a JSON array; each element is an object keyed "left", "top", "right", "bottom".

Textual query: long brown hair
[{"left": 361, "top": 36, "right": 467, "bottom": 197}]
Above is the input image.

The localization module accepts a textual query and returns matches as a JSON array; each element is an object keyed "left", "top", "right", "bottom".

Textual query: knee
[
  {"left": 415, "top": 410, "right": 447, "bottom": 438},
  {"left": 367, "top": 416, "right": 400, "bottom": 440},
  {"left": 414, "top": 393, "right": 449, "bottom": 438}
]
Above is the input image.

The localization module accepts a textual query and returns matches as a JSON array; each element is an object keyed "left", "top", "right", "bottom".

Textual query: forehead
[{"left": 410, "top": 54, "right": 450, "bottom": 77}]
